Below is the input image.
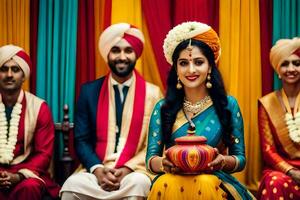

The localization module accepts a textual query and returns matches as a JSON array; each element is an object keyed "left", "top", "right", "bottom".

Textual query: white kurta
[{"left": 60, "top": 172, "right": 151, "bottom": 199}]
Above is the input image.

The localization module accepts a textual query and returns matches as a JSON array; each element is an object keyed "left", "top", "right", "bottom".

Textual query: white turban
[
  {"left": 98, "top": 23, "right": 145, "bottom": 62},
  {"left": 0, "top": 44, "right": 31, "bottom": 79},
  {"left": 270, "top": 37, "right": 300, "bottom": 73}
]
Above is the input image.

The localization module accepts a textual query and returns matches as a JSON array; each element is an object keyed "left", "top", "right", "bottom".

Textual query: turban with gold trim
[
  {"left": 98, "top": 23, "right": 145, "bottom": 62},
  {"left": 270, "top": 37, "right": 300, "bottom": 73},
  {"left": 0, "top": 44, "right": 31, "bottom": 79},
  {"left": 163, "top": 21, "right": 221, "bottom": 65}
]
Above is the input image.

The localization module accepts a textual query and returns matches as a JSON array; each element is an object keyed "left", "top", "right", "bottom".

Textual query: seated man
[
  {"left": 258, "top": 38, "right": 300, "bottom": 199},
  {"left": 60, "top": 23, "right": 162, "bottom": 200},
  {"left": 0, "top": 45, "right": 60, "bottom": 199}
]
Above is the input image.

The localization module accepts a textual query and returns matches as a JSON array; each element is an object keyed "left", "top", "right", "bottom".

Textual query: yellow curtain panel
[{"left": 219, "top": 0, "right": 262, "bottom": 190}]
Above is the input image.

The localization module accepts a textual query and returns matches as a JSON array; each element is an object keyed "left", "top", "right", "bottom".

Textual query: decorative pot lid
[{"left": 175, "top": 135, "right": 207, "bottom": 144}]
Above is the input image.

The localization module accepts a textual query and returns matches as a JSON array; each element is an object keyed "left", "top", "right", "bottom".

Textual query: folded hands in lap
[
  {"left": 0, "top": 171, "right": 23, "bottom": 190},
  {"left": 93, "top": 166, "right": 133, "bottom": 191}
]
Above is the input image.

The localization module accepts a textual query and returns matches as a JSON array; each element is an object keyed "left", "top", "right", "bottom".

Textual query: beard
[{"left": 108, "top": 59, "right": 136, "bottom": 78}]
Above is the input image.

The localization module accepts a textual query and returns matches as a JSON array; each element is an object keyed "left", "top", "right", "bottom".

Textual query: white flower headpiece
[{"left": 163, "top": 21, "right": 219, "bottom": 65}]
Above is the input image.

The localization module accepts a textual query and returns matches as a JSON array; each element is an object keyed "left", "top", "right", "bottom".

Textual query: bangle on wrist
[
  {"left": 148, "top": 156, "right": 158, "bottom": 174},
  {"left": 159, "top": 157, "right": 165, "bottom": 173},
  {"left": 230, "top": 155, "right": 239, "bottom": 172}
]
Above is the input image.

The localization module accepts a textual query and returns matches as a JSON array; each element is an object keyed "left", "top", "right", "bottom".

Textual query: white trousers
[{"left": 60, "top": 172, "right": 151, "bottom": 200}]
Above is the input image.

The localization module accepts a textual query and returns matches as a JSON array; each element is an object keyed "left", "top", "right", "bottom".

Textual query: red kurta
[
  {"left": 258, "top": 91, "right": 300, "bottom": 200},
  {"left": 0, "top": 92, "right": 60, "bottom": 199}
]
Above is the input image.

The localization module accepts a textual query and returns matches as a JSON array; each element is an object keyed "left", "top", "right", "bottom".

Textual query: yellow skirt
[{"left": 148, "top": 173, "right": 227, "bottom": 200}]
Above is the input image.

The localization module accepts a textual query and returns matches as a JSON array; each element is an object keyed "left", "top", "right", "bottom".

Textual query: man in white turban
[
  {"left": 60, "top": 23, "right": 162, "bottom": 200},
  {"left": 0, "top": 44, "right": 60, "bottom": 199}
]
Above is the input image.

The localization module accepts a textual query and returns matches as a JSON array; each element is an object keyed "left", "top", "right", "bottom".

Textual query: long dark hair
[{"left": 161, "top": 39, "right": 232, "bottom": 146}]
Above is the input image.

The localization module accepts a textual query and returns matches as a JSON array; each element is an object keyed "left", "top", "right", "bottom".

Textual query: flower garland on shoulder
[
  {"left": 0, "top": 91, "right": 23, "bottom": 164},
  {"left": 282, "top": 89, "right": 300, "bottom": 143}
]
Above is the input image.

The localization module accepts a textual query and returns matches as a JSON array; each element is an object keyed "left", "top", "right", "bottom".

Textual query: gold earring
[
  {"left": 206, "top": 74, "right": 212, "bottom": 88},
  {"left": 176, "top": 77, "right": 182, "bottom": 89}
]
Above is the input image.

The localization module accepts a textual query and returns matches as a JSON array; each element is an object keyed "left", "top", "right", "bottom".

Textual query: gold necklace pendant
[{"left": 183, "top": 96, "right": 212, "bottom": 115}]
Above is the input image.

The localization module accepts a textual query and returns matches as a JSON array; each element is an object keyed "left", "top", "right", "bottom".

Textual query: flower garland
[
  {"left": 282, "top": 89, "right": 300, "bottom": 143},
  {"left": 163, "top": 21, "right": 211, "bottom": 65},
  {"left": 0, "top": 91, "right": 23, "bottom": 164}
]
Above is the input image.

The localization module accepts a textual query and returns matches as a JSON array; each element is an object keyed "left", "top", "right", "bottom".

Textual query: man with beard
[
  {"left": 0, "top": 45, "right": 60, "bottom": 199},
  {"left": 60, "top": 23, "right": 162, "bottom": 200}
]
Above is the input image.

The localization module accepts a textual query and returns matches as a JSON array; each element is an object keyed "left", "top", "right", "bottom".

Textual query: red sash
[{"left": 96, "top": 70, "right": 146, "bottom": 168}]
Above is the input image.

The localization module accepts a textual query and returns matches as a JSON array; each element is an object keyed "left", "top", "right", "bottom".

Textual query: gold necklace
[{"left": 183, "top": 96, "right": 212, "bottom": 115}]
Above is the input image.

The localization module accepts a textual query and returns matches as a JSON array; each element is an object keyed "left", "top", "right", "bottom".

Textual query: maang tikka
[{"left": 186, "top": 39, "right": 193, "bottom": 58}]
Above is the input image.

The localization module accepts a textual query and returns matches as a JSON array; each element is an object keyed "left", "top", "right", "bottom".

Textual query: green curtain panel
[
  {"left": 36, "top": 0, "right": 78, "bottom": 123},
  {"left": 273, "top": 0, "right": 300, "bottom": 89}
]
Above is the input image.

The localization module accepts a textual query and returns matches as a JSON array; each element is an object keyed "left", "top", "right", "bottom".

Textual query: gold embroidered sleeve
[{"left": 258, "top": 105, "right": 294, "bottom": 173}]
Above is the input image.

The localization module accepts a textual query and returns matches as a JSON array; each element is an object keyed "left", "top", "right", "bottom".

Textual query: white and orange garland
[
  {"left": 282, "top": 89, "right": 300, "bottom": 143},
  {"left": 0, "top": 91, "right": 23, "bottom": 164}
]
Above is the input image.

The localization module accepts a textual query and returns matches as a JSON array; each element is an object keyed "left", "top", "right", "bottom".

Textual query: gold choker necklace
[{"left": 183, "top": 96, "right": 212, "bottom": 115}]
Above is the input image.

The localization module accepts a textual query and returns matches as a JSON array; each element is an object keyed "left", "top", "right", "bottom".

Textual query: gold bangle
[
  {"left": 148, "top": 156, "right": 158, "bottom": 174},
  {"left": 159, "top": 157, "right": 165, "bottom": 172},
  {"left": 230, "top": 155, "right": 239, "bottom": 172}
]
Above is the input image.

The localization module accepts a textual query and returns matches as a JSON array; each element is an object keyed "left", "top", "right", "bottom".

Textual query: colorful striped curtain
[{"left": 219, "top": 0, "right": 262, "bottom": 189}]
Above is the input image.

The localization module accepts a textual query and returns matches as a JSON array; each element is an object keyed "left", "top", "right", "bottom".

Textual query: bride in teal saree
[{"left": 145, "top": 22, "right": 255, "bottom": 200}]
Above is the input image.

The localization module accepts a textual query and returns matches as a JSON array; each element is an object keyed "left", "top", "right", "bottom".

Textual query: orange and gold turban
[
  {"left": 270, "top": 37, "right": 300, "bottom": 73},
  {"left": 98, "top": 23, "right": 145, "bottom": 62},
  {"left": 0, "top": 44, "right": 31, "bottom": 79},
  {"left": 163, "top": 21, "right": 221, "bottom": 65}
]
